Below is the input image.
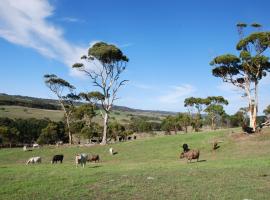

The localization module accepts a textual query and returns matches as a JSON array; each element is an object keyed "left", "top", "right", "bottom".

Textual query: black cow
[
  {"left": 242, "top": 124, "right": 254, "bottom": 134},
  {"left": 51, "top": 154, "right": 64, "bottom": 164},
  {"left": 182, "top": 143, "right": 190, "bottom": 152}
]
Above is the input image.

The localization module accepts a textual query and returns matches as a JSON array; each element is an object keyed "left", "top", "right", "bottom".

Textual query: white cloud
[
  {"left": 158, "top": 84, "right": 196, "bottom": 104},
  {"left": 0, "top": 0, "right": 88, "bottom": 75},
  {"left": 60, "top": 17, "right": 84, "bottom": 23}
]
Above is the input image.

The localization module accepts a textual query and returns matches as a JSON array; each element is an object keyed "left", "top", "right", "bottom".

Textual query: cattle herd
[
  {"left": 25, "top": 147, "right": 114, "bottom": 167},
  {"left": 24, "top": 143, "right": 216, "bottom": 166}
]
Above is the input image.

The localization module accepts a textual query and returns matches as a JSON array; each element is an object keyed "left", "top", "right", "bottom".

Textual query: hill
[
  {"left": 0, "top": 128, "right": 270, "bottom": 199},
  {"left": 0, "top": 93, "right": 175, "bottom": 122}
]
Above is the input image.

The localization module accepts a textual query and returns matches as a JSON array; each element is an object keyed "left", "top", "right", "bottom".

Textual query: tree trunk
[
  {"left": 101, "top": 112, "right": 108, "bottom": 145},
  {"left": 66, "top": 115, "right": 72, "bottom": 145},
  {"left": 211, "top": 117, "right": 215, "bottom": 130},
  {"left": 252, "top": 81, "right": 258, "bottom": 131}
]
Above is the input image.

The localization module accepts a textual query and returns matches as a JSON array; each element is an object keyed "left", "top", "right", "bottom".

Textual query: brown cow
[
  {"left": 180, "top": 149, "right": 200, "bottom": 163},
  {"left": 87, "top": 154, "right": 100, "bottom": 163}
]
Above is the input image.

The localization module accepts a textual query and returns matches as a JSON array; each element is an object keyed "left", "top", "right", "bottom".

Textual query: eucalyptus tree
[
  {"left": 211, "top": 23, "right": 270, "bottom": 131},
  {"left": 263, "top": 105, "right": 270, "bottom": 117},
  {"left": 204, "top": 96, "right": 228, "bottom": 130},
  {"left": 44, "top": 74, "right": 79, "bottom": 144},
  {"left": 73, "top": 42, "right": 129, "bottom": 144},
  {"left": 177, "top": 113, "right": 191, "bottom": 133},
  {"left": 184, "top": 97, "right": 209, "bottom": 131}
]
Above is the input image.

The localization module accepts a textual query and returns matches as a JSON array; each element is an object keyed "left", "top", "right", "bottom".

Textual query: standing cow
[
  {"left": 51, "top": 154, "right": 64, "bottom": 164},
  {"left": 75, "top": 153, "right": 88, "bottom": 168},
  {"left": 26, "top": 157, "right": 42, "bottom": 164},
  {"left": 88, "top": 154, "right": 100, "bottom": 163}
]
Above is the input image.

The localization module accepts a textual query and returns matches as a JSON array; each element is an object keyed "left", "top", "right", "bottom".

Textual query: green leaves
[
  {"left": 88, "top": 42, "right": 129, "bottom": 64},
  {"left": 44, "top": 74, "right": 75, "bottom": 90}
]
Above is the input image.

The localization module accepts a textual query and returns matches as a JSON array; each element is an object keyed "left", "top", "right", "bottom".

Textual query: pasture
[
  {"left": 0, "top": 105, "right": 164, "bottom": 124},
  {"left": 1, "top": 129, "right": 270, "bottom": 199}
]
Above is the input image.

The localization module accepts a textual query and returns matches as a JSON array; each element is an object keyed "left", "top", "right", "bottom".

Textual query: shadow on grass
[
  {"left": 90, "top": 165, "right": 102, "bottom": 168},
  {"left": 197, "top": 159, "right": 207, "bottom": 162}
]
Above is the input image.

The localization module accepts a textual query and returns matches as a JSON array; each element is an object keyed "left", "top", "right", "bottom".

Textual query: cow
[
  {"left": 87, "top": 154, "right": 100, "bottom": 163},
  {"left": 32, "top": 143, "right": 40, "bottom": 149},
  {"left": 75, "top": 153, "right": 88, "bottom": 168},
  {"left": 109, "top": 147, "right": 114, "bottom": 155},
  {"left": 180, "top": 149, "right": 200, "bottom": 163},
  {"left": 26, "top": 157, "right": 41, "bottom": 165},
  {"left": 182, "top": 143, "right": 190, "bottom": 152},
  {"left": 51, "top": 154, "right": 64, "bottom": 164},
  {"left": 242, "top": 124, "right": 254, "bottom": 134}
]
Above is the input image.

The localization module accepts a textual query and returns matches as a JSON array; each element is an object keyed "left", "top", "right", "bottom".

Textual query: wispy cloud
[
  {"left": 158, "top": 84, "right": 196, "bottom": 104},
  {"left": 0, "top": 0, "right": 87, "bottom": 76},
  {"left": 60, "top": 17, "right": 84, "bottom": 23}
]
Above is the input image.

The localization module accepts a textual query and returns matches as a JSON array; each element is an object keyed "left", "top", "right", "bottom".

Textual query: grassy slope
[
  {"left": 0, "top": 106, "right": 64, "bottom": 121},
  {"left": 1, "top": 129, "right": 270, "bottom": 200},
  {"left": 0, "top": 105, "right": 164, "bottom": 124}
]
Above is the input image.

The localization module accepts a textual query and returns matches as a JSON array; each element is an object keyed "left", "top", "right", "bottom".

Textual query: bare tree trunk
[
  {"left": 101, "top": 112, "right": 108, "bottom": 145},
  {"left": 245, "top": 81, "right": 254, "bottom": 128},
  {"left": 211, "top": 117, "right": 215, "bottom": 130},
  {"left": 66, "top": 115, "right": 72, "bottom": 145},
  {"left": 185, "top": 126, "right": 188, "bottom": 133},
  {"left": 252, "top": 81, "right": 259, "bottom": 131}
]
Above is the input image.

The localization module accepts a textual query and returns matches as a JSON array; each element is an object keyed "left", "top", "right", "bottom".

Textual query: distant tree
[
  {"left": 80, "top": 122, "right": 101, "bottom": 143},
  {"left": 73, "top": 42, "right": 129, "bottom": 145},
  {"left": 161, "top": 115, "right": 180, "bottom": 134},
  {"left": 211, "top": 23, "right": 270, "bottom": 131},
  {"left": 37, "top": 122, "right": 59, "bottom": 144},
  {"left": 263, "top": 105, "right": 270, "bottom": 117},
  {"left": 0, "top": 126, "right": 19, "bottom": 147},
  {"left": 44, "top": 74, "right": 79, "bottom": 144},
  {"left": 108, "top": 121, "right": 126, "bottom": 141},
  {"left": 204, "top": 96, "right": 228, "bottom": 130},
  {"left": 72, "top": 104, "right": 96, "bottom": 127},
  {"left": 177, "top": 113, "right": 191, "bottom": 133},
  {"left": 184, "top": 97, "right": 209, "bottom": 131}
]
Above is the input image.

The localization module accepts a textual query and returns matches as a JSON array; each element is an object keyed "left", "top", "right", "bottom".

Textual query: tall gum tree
[
  {"left": 210, "top": 23, "right": 270, "bottom": 131},
  {"left": 44, "top": 74, "right": 79, "bottom": 144},
  {"left": 73, "top": 42, "right": 129, "bottom": 145}
]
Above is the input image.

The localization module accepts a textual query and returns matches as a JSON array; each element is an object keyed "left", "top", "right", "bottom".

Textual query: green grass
[
  {"left": 0, "top": 105, "right": 164, "bottom": 123},
  {"left": 0, "top": 106, "right": 64, "bottom": 121},
  {"left": 1, "top": 129, "right": 270, "bottom": 199}
]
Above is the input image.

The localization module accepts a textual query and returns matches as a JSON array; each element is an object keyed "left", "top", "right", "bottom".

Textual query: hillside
[
  {"left": 1, "top": 128, "right": 270, "bottom": 199},
  {"left": 0, "top": 93, "right": 175, "bottom": 122}
]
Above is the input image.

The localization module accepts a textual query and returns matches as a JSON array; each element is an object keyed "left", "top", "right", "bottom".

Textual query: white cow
[
  {"left": 23, "top": 146, "right": 27, "bottom": 151},
  {"left": 26, "top": 157, "right": 41, "bottom": 164},
  {"left": 32, "top": 143, "right": 40, "bottom": 149},
  {"left": 75, "top": 153, "right": 88, "bottom": 168},
  {"left": 109, "top": 147, "right": 114, "bottom": 155}
]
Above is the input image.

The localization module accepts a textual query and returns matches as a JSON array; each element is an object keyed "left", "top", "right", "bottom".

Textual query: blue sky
[{"left": 0, "top": 0, "right": 270, "bottom": 114}]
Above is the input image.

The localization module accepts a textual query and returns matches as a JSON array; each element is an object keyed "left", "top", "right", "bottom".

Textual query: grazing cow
[
  {"left": 182, "top": 143, "right": 190, "bottom": 152},
  {"left": 26, "top": 157, "right": 41, "bottom": 164},
  {"left": 23, "top": 146, "right": 27, "bottom": 151},
  {"left": 242, "top": 124, "right": 254, "bottom": 134},
  {"left": 51, "top": 154, "right": 64, "bottom": 164},
  {"left": 75, "top": 153, "right": 88, "bottom": 168},
  {"left": 32, "top": 143, "right": 40, "bottom": 149},
  {"left": 180, "top": 149, "right": 200, "bottom": 163},
  {"left": 109, "top": 147, "right": 114, "bottom": 155},
  {"left": 88, "top": 154, "right": 100, "bottom": 163}
]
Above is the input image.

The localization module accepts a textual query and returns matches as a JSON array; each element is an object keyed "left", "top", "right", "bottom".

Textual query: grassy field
[
  {"left": 0, "top": 106, "right": 64, "bottom": 121},
  {"left": 0, "top": 105, "right": 164, "bottom": 124},
  {"left": 1, "top": 128, "right": 270, "bottom": 199}
]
